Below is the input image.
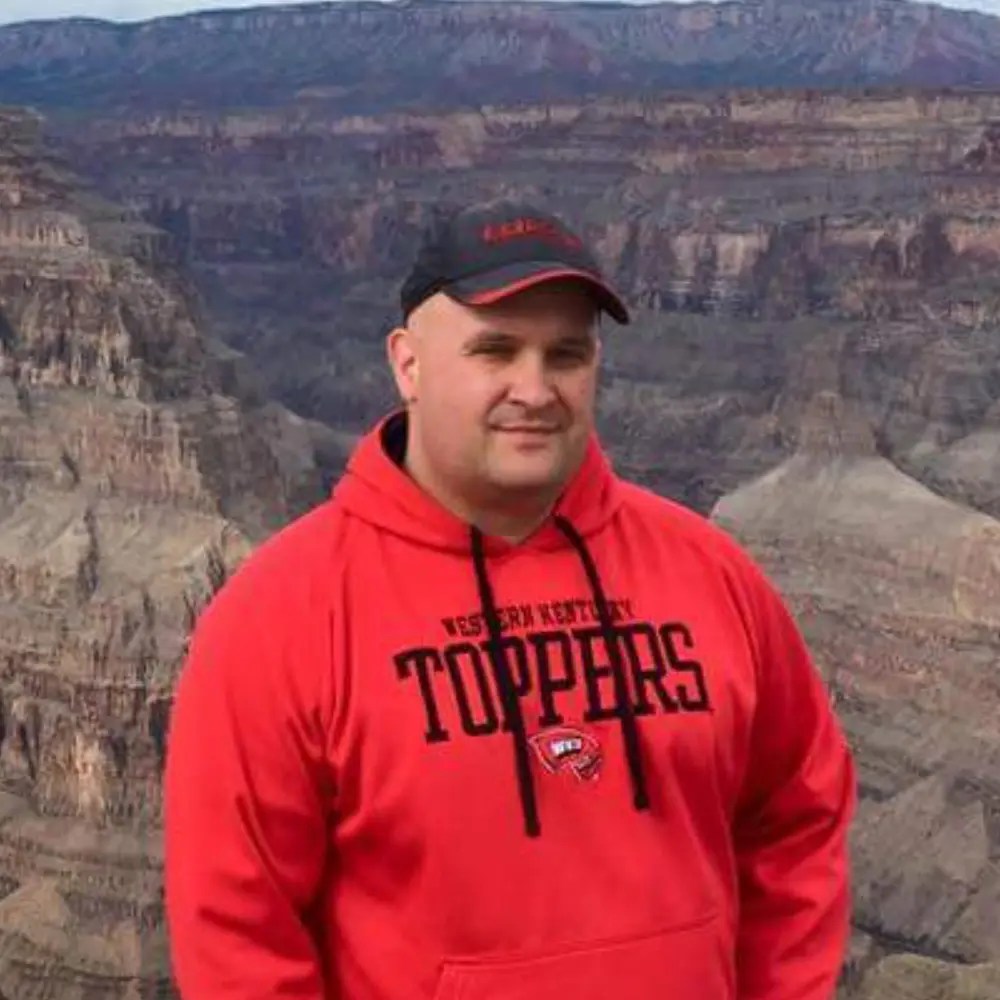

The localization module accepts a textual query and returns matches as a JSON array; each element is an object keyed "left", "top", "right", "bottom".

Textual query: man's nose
[{"left": 507, "top": 353, "right": 557, "bottom": 408}]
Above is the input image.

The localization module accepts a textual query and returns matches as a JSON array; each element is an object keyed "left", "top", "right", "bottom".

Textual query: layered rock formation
[
  {"left": 47, "top": 90, "right": 1000, "bottom": 485},
  {"left": 0, "top": 108, "right": 332, "bottom": 997},
  {"left": 3, "top": 0, "right": 1000, "bottom": 112}
]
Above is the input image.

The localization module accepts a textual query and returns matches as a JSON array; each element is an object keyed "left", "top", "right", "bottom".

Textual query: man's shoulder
[
  {"left": 197, "top": 499, "right": 346, "bottom": 626},
  {"left": 614, "top": 479, "right": 792, "bottom": 625},
  {"left": 616, "top": 479, "right": 750, "bottom": 563},
  {"left": 178, "top": 501, "right": 350, "bottom": 704}
]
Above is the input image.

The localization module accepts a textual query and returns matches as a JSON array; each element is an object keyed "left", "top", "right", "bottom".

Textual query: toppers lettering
[{"left": 394, "top": 620, "right": 711, "bottom": 745}]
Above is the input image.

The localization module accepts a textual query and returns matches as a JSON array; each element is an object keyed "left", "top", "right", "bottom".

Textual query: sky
[{"left": 1, "top": 0, "right": 998, "bottom": 25}]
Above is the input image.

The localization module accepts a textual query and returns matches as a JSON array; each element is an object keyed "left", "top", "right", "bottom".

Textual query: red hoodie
[{"left": 164, "top": 410, "right": 855, "bottom": 1000}]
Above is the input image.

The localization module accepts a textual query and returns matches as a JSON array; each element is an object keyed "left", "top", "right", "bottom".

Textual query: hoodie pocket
[{"left": 432, "top": 910, "right": 731, "bottom": 1000}]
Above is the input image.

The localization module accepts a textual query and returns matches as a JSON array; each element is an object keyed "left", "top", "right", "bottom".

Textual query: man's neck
[
  {"left": 463, "top": 501, "right": 556, "bottom": 546},
  {"left": 385, "top": 410, "right": 560, "bottom": 543},
  {"left": 403, "top": 451, "right": 556, "bottom": 545},
  {"left": 412, "top": 462, "right": 556, "bottom": 544}
]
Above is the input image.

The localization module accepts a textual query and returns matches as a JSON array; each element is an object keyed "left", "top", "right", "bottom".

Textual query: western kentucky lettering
[
  {"left": 394, "top": 619, "right": 711, "bottom": 743},
  {"left": 441, "top": 598, "right": 635, "bottom": 639}
]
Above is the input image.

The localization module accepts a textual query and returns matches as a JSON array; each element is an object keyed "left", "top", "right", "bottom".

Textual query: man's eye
[{"left": 550, "top": 348, "right": 589, "bottom": 364}]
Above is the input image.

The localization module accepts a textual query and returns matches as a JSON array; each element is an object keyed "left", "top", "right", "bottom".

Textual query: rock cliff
[{"left": 0, "top": 108, "right": 332, "bottom": 997}]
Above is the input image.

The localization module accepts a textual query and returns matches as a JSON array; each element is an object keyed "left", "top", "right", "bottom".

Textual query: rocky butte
[{"left": 1, "top": 0, "right": 1000, "bottom": 997}]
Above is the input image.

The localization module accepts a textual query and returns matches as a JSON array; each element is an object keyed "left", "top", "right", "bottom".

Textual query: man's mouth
[{"left": 492, "top": 425, "right": 561, "bottom": 434}]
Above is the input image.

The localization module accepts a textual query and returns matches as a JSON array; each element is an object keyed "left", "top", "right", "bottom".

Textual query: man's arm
[
  {"left": 164, "top": 566, "right": 333, "bottom": 998},
  {"left": 733, "top": 565, "right": 856, "bottom": 1000}
]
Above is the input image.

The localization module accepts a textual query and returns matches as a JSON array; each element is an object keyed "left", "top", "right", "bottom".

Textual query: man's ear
[{"left": 386, "top": 325, "right": 419, "bottom": 403}]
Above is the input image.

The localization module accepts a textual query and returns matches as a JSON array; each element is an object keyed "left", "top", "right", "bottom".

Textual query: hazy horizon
[{"left": 2, "top": 0, "right": 999, "bottom": 28}]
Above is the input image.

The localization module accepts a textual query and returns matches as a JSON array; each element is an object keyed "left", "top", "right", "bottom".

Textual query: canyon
[{"left": 1, "top": 0, "right": 1000, "bottom": 996}]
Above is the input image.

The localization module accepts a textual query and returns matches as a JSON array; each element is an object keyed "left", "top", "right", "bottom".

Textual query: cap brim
[{"left": 448, "top": 262, "right": 630, "bottom": 325}]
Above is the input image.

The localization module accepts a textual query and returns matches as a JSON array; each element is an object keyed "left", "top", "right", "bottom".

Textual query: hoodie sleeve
[
  {"left": 163, "top": 563, "right": 333, "bottom": 999},
  {"left": 733, "top": 562, "right": 856, "bottom": 1000}
]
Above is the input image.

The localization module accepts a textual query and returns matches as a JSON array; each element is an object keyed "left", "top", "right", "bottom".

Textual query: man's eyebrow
[
  {"left": 548, "top": 330, "right": 598, "bottom": 352},
  {"left": 464, "top": 329, "right": 518, "bottom": 344},
  {"left": 462, "top": 327, "right": 596, "bottom": 346}
]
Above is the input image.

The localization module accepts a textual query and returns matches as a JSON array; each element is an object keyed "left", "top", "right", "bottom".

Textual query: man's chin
[{"left": 486, "top": 457, "right": 571, "bottom": 496}]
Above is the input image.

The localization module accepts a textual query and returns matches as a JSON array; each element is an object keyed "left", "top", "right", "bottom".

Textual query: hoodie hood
[{"left": 333, "top": 409, "right": 623, "bottom": 555}]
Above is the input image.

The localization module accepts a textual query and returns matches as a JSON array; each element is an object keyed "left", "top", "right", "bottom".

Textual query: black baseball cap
[{"left": 400, "top": 199, "right": 630, "bottom": 325}]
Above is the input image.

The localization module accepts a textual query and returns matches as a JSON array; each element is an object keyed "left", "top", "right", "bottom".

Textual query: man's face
[{"left": 389, "top": 279, "right": 602, "bottom": 508}]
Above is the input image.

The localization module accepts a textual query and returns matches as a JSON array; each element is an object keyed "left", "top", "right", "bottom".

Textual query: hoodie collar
[{"left": 332, "top": 410, "right": 622, "bottom": 555}]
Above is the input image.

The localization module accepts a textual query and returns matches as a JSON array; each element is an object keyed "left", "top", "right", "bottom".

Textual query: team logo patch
[{"left": 529, "top": 726, "right": 603, "bottom": 783}]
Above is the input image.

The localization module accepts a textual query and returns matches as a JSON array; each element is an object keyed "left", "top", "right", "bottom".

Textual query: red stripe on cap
[{"left": 460, "top": 268, "right": 616, "bottom": 306}]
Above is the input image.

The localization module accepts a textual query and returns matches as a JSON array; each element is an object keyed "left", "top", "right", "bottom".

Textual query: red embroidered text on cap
[{"left": 481, "top": 218, "right": 583, "bottom": 251}]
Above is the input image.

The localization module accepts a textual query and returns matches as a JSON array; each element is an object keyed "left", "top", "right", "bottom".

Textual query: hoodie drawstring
[
  {"left": 470, "top": 526, "right": 541, "bottom": 837},
  {"left": 470, "top": 518, "right": 651, "bottom": 839},
  {"left": 554, "top": 515, "right": 651, "bottom": 816}
]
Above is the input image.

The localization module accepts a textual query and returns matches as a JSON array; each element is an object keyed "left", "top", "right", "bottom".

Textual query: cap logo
[{"left": 481, "top": 217, "right": 583, "bottom": 251}]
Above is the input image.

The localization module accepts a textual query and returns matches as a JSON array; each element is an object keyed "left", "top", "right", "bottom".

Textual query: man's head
[{"left": 387, "top": 199, "right": 629, "bottom": 530}]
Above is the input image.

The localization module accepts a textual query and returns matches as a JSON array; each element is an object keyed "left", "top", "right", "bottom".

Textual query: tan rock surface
[{"left": 854, "top": 954, "right": 1000, "bottom": 1000}]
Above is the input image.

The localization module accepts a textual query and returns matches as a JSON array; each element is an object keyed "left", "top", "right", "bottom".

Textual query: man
[{"left": 164, "top": 199, "right": 856, "bottom": 999}]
